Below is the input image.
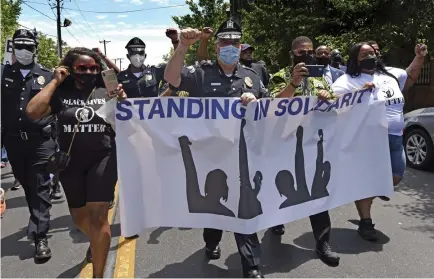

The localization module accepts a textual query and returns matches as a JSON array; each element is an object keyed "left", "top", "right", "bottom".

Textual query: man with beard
[
  {"left": 268, "top": 36, "right": 340, "bottom": 268},
  {"left": 164, "top": 19, "right": 267, "bottom": 278},
  {"left": 315, "top": 45, "right": 345, "bottom": 87}
]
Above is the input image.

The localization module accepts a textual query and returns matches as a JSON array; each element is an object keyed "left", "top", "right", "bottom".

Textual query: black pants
[
  {"left": 203, "top": 229, "right": 261, "bottom": 272},
  {"left": 4, "top": 136, "right": 54, "bottom": 240},
  {"left": 309, "top": 211, "right": 331, "bottom": 241}
]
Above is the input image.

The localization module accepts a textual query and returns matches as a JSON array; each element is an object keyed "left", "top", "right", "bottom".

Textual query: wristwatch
[{"left": 289, "top": 80, "right": 300, "bottom": 89}]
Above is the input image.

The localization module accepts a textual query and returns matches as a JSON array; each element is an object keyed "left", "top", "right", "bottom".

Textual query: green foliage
[
  {"left": 162, "top": 47, "right": 174, "bottom": 62},
  {"left": 36, "top": 33, "right": 61, "bottom": 69},
  {"left": 1, "top": 0, "right": 21, "bottom": 62},
  {"left": 171, "top": 0, "right": 229, "bottom": 65}
]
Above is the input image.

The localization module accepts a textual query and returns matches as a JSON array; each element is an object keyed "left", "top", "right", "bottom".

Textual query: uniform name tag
[
  {"left": 4, "top": 78, "right": 13, "bottom": 82},
  {"left": 122, "top": 80, "right": 130, "bottom": 83},
  {"left": 211, "top": 83, "right": 221, "bottom": 86}
]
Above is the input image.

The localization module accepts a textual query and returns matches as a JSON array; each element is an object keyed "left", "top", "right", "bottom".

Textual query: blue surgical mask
[{"left": 218, "top": 45, "right": 240, "bottom": 65}]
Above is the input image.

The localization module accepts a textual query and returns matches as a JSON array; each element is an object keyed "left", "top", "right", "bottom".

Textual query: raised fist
[{"left": 180, "top": 28, "right": 201, "bottom": 47}]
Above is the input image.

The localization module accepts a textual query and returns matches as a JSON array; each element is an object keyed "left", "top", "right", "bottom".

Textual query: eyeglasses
[{"left": 74, "top": 64, "right": 100, "bottom": 73}]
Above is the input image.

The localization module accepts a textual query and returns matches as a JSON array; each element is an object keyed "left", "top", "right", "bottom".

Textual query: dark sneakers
[
  {"left": 11, "top": 179, "right": 21, "bottom": 190},
  {"left": 35, "top": 238, "right": 52, "bottom": 260},
  {"left": 358, "top": 218, "right": 378, "bottom": 241},
  {"left": 271, "top": 224, "right": 285, "bottom": 236},
  {"left": 205, "top": 244, "right": 221, "bottom": 260},
  {"left": 50, "top": 182, "right": 64, "bottom": 200},
  {"left": 316, "top": 240, "right": 340, "bottom": 267}
]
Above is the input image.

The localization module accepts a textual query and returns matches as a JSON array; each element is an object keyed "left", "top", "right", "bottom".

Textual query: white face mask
[
  {"left": 14, "top": 49, "right": 34, "bottom": 65},
  {"left": 129, "top": 54, "right": 145, "bottom": 68}
]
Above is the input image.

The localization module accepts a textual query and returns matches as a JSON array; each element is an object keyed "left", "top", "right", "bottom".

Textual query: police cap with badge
[
  {"left": 215, "top": 18, "right": 242, "bottom": 40},
  {"left": 125, "top": 37, "right": 146, "bottom": 53},
  {"left": 12, "top": 28, "right": 38, "bottom": 47}
]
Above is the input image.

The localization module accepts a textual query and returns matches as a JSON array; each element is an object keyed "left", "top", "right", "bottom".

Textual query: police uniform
[
  {"left": 171, "top": 20, "right": 266, "bottom": 278},
  {"left": 117, "top": 37, "right": 166, "bottom": 98},
  {"left": 0, "top": 29, "right": 54, "bottom": 259}
]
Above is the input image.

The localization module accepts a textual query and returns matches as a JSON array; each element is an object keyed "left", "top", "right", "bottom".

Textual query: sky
[{"left": 17, "top": 0, "right": 201, "bottom": 70}]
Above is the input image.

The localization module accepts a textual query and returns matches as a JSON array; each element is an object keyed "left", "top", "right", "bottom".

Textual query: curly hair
[
  {"left": 58, "top": 47, "right": 105, "bottom": 89},
  {"left": 346, "top": 42, "right": 399, "bottom": 86}
]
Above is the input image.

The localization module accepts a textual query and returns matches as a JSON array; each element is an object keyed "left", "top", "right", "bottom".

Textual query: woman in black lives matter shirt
[{"left": 26, "top": 47, "right": 126, "bottom": 278}]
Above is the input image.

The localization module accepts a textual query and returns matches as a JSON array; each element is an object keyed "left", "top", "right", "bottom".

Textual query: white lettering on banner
[{"left": 115, "top": 89, "right": 394, "bottom": 236}]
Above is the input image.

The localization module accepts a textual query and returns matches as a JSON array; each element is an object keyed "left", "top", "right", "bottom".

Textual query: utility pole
[
  {"left": 56, "top": 0, "right": 63, "bottom": 58},
  {"left": 99, "top": 40, "right": 111, "bottom": 56},
  {"left": 117, "top": 58, "right": 124, "bottom": 70}
]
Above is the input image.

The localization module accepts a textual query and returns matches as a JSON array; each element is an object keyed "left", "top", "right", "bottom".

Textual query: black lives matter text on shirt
[{"left": 50, "top": 86, "right": 115, "bottom": 154}]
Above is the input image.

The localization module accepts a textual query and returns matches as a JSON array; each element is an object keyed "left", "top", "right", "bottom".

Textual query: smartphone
[
  {"left": 305, "top": 65, "right": 325, "bottom": 77},
  {"left": 101, "top": 69, "right": 119, "bottom": 96}
]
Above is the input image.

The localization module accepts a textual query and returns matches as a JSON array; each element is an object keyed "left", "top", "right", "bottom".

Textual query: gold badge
[
  {"left": 244, "top": 77, "right": 253, "bottom": 88},
  {"left": 37, "top": 76, "right": 45, "bottom": 85},
  {"left": 177, "top": 91, "right": 189, "bottom": 97}
]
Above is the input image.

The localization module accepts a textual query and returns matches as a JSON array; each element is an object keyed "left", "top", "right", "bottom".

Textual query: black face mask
[
  {"left": 293, "top": 54, "right": 315, "bottom": 65},
  {"left": 332, "top": 55, "right": 342, "bottom": 63},
  {"left": 316, "top": 57, "right": 330, "bottom": 66},
  {"left": 240, "top": 58, "right": 253, "bottom": 67},
  {"left": 75, "top": 73, "right": 97, "bottom": 88},
  {"left": 359, "top": 55, "right": 378, "bottom": 71}
]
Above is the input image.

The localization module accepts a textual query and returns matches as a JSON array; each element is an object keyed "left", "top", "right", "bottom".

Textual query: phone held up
[
  {"left": 101, "top": 69, "right": 119, "bottom": 97},
  {"left": 305, "top": 65, "right": 325, "bottom": 78}
]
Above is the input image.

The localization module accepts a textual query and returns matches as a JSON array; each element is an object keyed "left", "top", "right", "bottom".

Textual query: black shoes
[
  {"left": 50, "top": 182, "right": 64, "bottom": 200},
  {"left": 34, "top": 238, "right": 52, "bottom": 260},
  {"left": 205, "top": 244, "right": 221, "bottom": 260},
  {"left": 358, "top": 218, "right": 378, "bottom": 242},
  {"left": 271, "top": 224, "right": 285, "bottom": 236},
  {"left": 11, "top": 179, "right": 21, "bottom": 190},
  {"left": 316, "top": 240, "right": 340, "bottom": 267},
  {"left": 244, "top": 269, "right": 264, "bottom": 278}
]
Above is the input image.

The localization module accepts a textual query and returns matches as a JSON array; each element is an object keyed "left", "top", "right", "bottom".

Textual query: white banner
[
  {"left": 3, "top": 38, "right": 13, "bottom": 65},
  {"left": 116, "top": 89, "right": 394, "bottom": 236}
]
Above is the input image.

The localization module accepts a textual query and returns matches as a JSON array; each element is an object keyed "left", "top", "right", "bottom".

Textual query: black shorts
[{"left": 60, "top": 149, "right": 117, "bottom": 208}]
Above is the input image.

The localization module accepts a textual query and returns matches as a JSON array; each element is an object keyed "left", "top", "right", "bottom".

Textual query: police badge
[
  {"left": 145, "top": 74, "right": 153, "bottom": 81},
  {"left": 37, "top": 76, "right": 45, "bottom": 85}
]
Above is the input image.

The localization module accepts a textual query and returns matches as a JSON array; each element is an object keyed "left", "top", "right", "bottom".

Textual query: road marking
[
  {"left": 113, "top": 236, "right": 137, "bottom": 278},
  {"left": 79, "top": 182, "right": 119, "bottom": 279}
]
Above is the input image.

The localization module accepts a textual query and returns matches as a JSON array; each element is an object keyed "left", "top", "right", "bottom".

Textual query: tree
[
  {"left": 1, "top": 0, "right": 21, "bottom": 62},
  {"left": 36, "top": 33, "right": 71, "bottom": 69},
  {"left": 162, "top": 47, "right": 174, "bottom": 62},
  {"left": 169, "top": 0, "right": 230, "bottom": 65}
]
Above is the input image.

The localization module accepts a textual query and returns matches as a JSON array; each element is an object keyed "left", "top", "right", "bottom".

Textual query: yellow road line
[
  {"left": 113, "top": 236, "right": 137, "bottom": 278},
  {"left": 79, "top": 182, "right": 119, "bottom": 279}
]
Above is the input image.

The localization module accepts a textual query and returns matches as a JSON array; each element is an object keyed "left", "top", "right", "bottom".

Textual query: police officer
[
  {"left": 1, "top": 29, "right": 55, "bottom": 259},
  {"left": 117, "top": 37, "right": 166, "bottom": 98},
  {"left": 164, "top": 19, "right": 267, "bottom": 278}
]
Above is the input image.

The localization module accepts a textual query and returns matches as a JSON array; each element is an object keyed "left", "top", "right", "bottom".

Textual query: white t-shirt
[{"left": 332, "top": 67, "right": 407, "bottom": 136}]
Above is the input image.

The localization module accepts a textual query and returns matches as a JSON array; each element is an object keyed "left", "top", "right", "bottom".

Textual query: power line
[
  {"left": 18, "top": 23, "right": 57, "bottom": 38},
  {"left": 23, "top": 1, "right": 187, "bottom": 14},
  {"left": 22, "top": 2, "right": 56, "bottom": 20},
  {"left": 63, "top": 8, "right": 94, "bottom": 40},
  {"left": 71, "top": 0, "right": 100, "bottom": 39}
]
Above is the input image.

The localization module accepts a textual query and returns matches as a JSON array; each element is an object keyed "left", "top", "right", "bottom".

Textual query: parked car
[{"left": 403, "top": 107, "right": 434, "bottom": 169}]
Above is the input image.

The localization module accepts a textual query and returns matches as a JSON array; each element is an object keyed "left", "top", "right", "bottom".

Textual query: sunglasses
[
  {"left": 128, "top": 50, "right": 146, "bottom": 56},
  {"left": 14, "top": 44, "right": 36, "bottom": 52},
  {"left": 74, "top": 64, "right": 100, "bottom": 73},
  {"left": 293, "top": 49, "right": 315, "bottom": 56}
]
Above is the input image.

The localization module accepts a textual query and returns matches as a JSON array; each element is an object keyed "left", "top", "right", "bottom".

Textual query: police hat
[
  {"left": 215, "top": 19, "right": 242, "bottom": 40},
  {"left": 241, "top": 44, "right": 254, "bottom": 51},
  {"left": 125, "top": 37, "right": 146, "bottom": 51},
  {"left": 12, "top": 29, "right": 37, "bottom": 46}
]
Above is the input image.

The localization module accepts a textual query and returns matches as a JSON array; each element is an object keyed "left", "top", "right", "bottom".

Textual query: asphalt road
[{"left": 1, "top": 163, "right": 434, "bottom": 278}]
